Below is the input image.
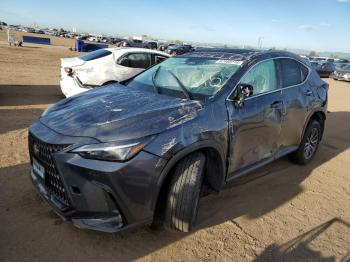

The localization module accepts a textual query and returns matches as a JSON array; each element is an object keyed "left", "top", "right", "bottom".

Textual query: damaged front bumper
[
  {"left": 28, "top": 122, "right": 165, "bottom": 233},
  {"left": 30, "top": 169, "right": 124, "bottom": 232}
]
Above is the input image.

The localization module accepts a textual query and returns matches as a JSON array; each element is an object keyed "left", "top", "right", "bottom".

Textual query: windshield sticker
[{"left": 215, "top": 60, "right": 244, "bottom": 65}]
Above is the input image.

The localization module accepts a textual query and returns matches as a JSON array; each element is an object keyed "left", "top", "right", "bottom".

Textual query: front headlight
[{"left": 71, "top": 142, "right": 146, "bottom": 161}]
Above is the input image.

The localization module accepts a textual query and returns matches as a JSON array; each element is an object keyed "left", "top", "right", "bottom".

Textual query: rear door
[
  {"left": 115, "top": 52, "right": 152, "bottom": 81},
  {"left": 226, "top": 59, "right": 283, "bottom": 177},
  {"left": 276, "top": 58, "right": 313, "bottom": 152}
]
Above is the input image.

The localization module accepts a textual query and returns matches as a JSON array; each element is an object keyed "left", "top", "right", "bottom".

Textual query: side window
[
  {"left": 155, "top": 55, "right": 167, "bottom": 65},
  {"left": 119, "top": 53, "right": 151, "bottom": 69},
  {"left": 240, "top": 60, "right": 277, "bottom": 96},
  {"left": 279, "top": 58, "right": 308, "bottom": 88},
  {"left": 128, "top": 53, "right": 151, "bottom": 69}
]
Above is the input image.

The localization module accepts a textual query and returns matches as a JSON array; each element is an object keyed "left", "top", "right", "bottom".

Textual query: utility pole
[{"left": 258, "top": 36, "right": 264, "bottom": 49}]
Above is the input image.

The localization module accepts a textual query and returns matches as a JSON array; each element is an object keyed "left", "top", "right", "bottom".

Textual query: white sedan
[{"left": 60, "top": 48, "right": 170, "bottom": 97}]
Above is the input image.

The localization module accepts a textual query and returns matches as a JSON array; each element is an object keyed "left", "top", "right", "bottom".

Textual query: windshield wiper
[
  {"left": 151, "top": 66, "right": 161, "bottom": 94},
  {"left": 166, "top": 70, "right": 192, "bottom": 100}
]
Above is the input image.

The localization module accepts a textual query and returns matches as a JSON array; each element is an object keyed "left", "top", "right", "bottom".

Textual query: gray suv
[{"left": 28, "top": 49, "right": 328, "bottom": 233}]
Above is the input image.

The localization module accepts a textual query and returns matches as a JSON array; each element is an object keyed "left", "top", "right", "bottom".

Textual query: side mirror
[{"left": 233, "top": 83, "right": 253, "bottom": 108}]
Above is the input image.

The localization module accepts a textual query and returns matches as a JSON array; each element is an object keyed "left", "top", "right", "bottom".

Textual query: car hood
[{"left": 40, "top": 84, "right": 202, "bottom": 142}]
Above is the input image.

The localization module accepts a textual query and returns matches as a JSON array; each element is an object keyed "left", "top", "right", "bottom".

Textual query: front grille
[{"left": 28, "top": 133, "right": 71, "bottom": 206}]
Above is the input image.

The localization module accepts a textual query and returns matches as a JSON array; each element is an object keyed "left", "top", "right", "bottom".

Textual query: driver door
[{"left": 225, "top": 59, "right": 284, "bottom": 178}]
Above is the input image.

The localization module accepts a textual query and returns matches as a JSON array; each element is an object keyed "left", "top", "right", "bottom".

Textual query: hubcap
[{"left": 303, "top": 127, "right": 319, "bottom": 159}]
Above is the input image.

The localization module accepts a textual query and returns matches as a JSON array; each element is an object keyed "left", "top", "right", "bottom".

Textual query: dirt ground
[{"left": 0, "top": 30, "right": 349, "bottom": 261}]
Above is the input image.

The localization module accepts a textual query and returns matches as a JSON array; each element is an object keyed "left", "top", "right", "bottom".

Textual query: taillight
[{"left": 64, "top": 67, "right": 73, "bottom": 74}]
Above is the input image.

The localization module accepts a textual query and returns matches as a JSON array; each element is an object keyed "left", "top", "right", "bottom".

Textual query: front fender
[{"left": 150, "top": 139, "right": 227, "bottom": 212}]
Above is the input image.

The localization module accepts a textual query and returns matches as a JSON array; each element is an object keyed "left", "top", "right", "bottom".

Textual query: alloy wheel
[{"left": 303, "top": 127, "right": 319, "bottom": 159}]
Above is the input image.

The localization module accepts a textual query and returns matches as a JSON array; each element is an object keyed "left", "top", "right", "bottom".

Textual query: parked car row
[
  {"left": 2, "top": 22, "right": 197, "bottom": 55},
  {"left": 3, "top": 24, "right": 73, "bottom": 37},
  {"left": 308, "top": 58, "right": 350, "bottom": 82},
  {"left": 330, "top": 63, "right": 350, "bottom": 82},
  {"left": 165, "top": 44, "right": 194, "bottom": 55},
  {"left": 117, "top": 39, "right": 158, "bottom": 49},
  {"left": 85, "top": 36, "right": 124, "bottom": 44},
  {"left": 7, "top": 24, "right": 194, "bottom": 53}
]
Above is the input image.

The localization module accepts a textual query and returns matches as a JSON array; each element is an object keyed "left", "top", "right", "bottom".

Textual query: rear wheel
[
  {"left": 164, "top": 152, "right": 205, "bottom": 232},
  {"left": 289, "top": 120, "right": 321, "bottom": 165}
]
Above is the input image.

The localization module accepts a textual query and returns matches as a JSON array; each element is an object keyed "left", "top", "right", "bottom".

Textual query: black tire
[
  {"left": 164, "top": 152, "right": 206, "bottom": 232},
  {"left": 289, "top": 120, "right": 321, "bottom": 165}
]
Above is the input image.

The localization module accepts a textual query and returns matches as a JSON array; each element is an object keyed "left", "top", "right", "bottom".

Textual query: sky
[{"left": 1, "top": 0, "right": 350, "bottom": 52}]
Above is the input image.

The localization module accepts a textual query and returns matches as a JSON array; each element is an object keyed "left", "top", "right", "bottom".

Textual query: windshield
[{"left": 127, "top": 57, "right": 242, "bottom": 99}]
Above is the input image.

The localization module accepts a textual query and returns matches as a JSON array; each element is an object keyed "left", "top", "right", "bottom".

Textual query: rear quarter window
[
  {"left": 299, "top": 62, "right": 309, "bottom": 81},
  {"left": 79, "top": 49, "right": 112, "bottom": 61},
  {"left": 279, "top": 58, "right": 309, "bottom": 88}
]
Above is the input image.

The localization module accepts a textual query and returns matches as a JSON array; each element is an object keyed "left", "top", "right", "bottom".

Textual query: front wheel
[
  {"left": 164, "top": 152, "right": 206, "bottom": 232},
  {"left": 289, "top": 120, "right": 321, "bottom": 165}
]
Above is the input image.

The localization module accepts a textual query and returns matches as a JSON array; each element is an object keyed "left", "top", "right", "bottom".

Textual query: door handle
[
  {"left": 304, "top": 90, "right": 313, "bottom": 96},
  {"left": 270, "top": 100, "right": 283, "bottom": 108}
]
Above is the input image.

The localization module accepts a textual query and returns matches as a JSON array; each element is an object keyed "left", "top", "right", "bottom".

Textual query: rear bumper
[
  {"left": 28, "top": 122, "right": 165, "bottom": 233},
  {"left": 60, "top": 74, "right": 90, "bottom": 97}
]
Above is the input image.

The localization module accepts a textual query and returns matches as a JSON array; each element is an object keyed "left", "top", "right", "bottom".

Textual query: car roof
[
  {"left": 179, "top": 48, "right": 304, "bottom": 63},
  {"left": 178, "top": 48, "right": 259, "bottom": 60},
  {"left": 106, "top": 47, "right": 170, "bottom": 57}
]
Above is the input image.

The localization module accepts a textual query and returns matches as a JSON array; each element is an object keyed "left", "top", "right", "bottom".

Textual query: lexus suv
[{"left": 28, "top": 49, "right": 328, "bottom": 233}]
